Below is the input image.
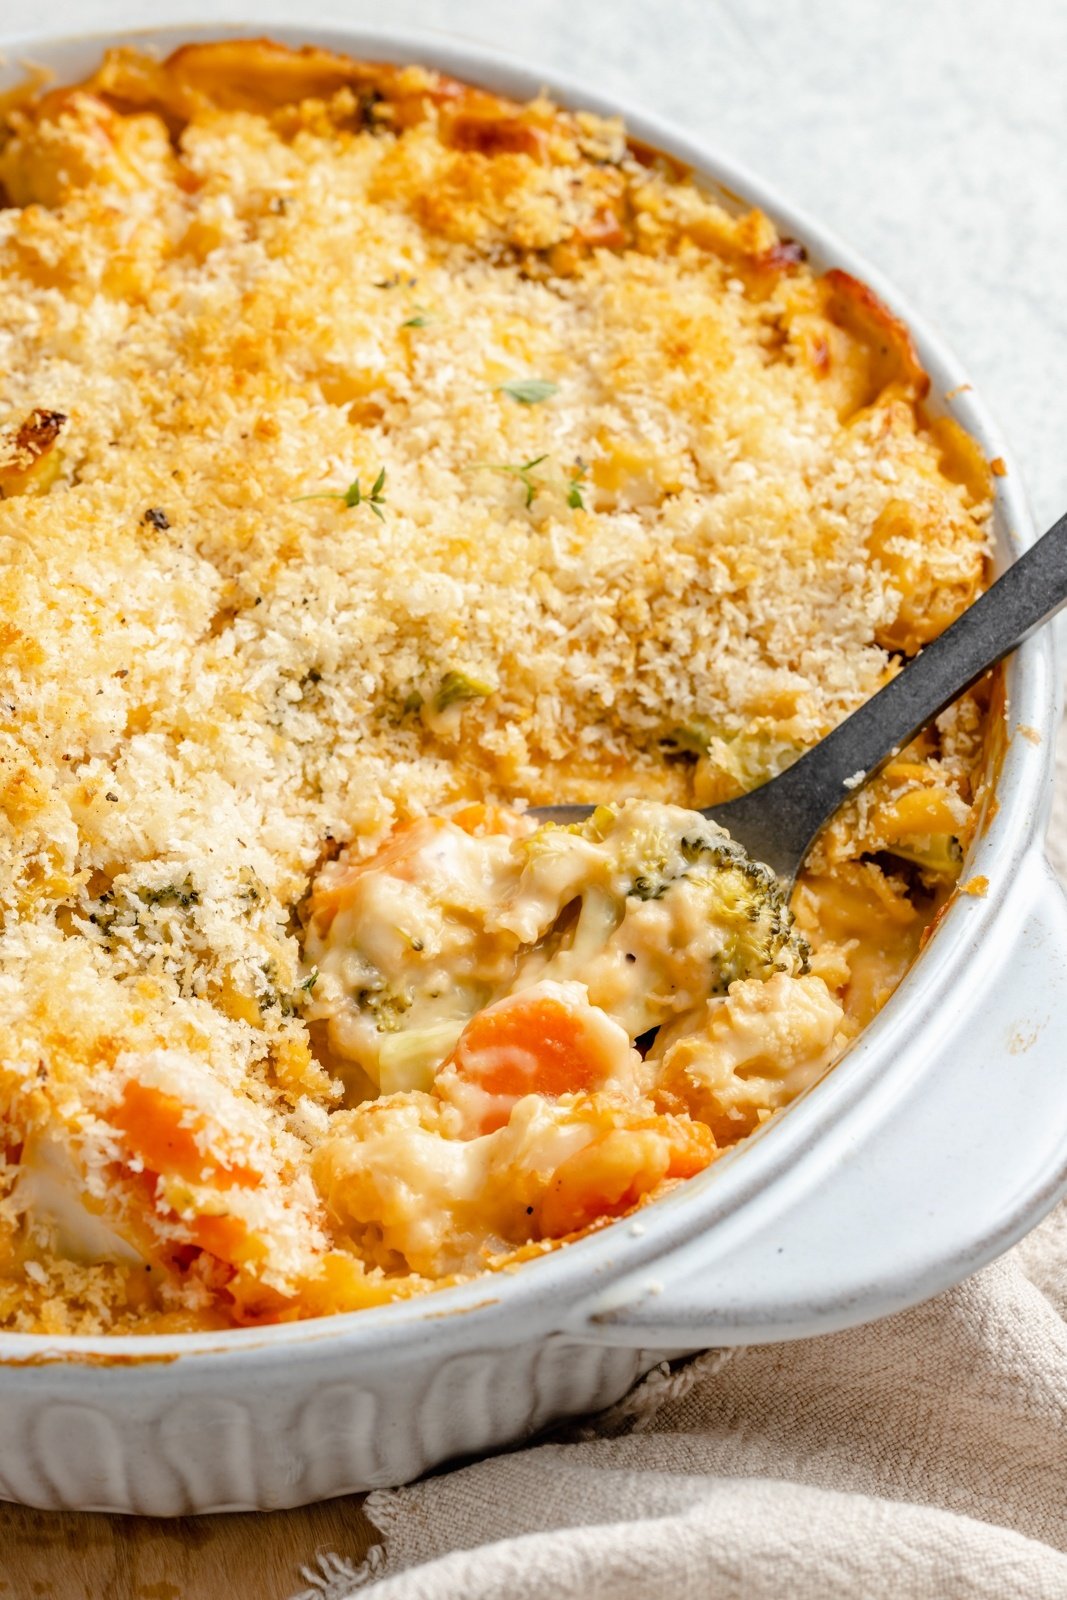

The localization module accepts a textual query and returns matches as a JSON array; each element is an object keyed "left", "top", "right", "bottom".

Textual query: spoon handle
[{"left": 712, "top": 505, "right": 1067, "bottom": 877}]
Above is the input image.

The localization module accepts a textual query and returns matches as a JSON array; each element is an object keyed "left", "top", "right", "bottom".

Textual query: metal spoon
[{"left": 532, "top": 506, "right": 1067, "bottom": 886}]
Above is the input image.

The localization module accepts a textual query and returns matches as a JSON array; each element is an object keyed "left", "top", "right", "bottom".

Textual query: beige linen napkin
[{"left": 293, "top": 719, "right": 1067, "bottom": 1600}]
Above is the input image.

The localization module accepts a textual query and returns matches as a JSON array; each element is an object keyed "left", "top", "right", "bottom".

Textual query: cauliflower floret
[
  {"left": 653, "top": 973, "right": 845, "bottom": 1145},
  {"left": 313, "top": 1086, "right": 715, "bottom": 1277}
]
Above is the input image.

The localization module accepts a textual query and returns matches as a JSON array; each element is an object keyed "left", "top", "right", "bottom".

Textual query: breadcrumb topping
[{"left": 0, "top": 41, "right": 993, "bottom": 1333}]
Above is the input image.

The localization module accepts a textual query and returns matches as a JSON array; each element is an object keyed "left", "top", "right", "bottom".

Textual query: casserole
[
  {"left": 0, "top": 34, "right": 991, "bottom": 1335},
  {"left": 0, "top": 20, "right": 1065, "bottom": 1514}
]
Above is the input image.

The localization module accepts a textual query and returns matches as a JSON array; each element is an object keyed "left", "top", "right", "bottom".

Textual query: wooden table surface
[{"left": 0, "top": 1496, "right": 377, "bottom": 1600}]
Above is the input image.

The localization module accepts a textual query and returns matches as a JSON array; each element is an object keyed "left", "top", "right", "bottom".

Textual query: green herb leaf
[
  {"left": 137, "top": 878, "right": 200, "bottom": 910},
  {"left": 401, "top": 313, "right": 431, "bottom": 329},
  {"left": 566, "top": 456, "right": 589, "bottom": 510},
  {"left": 300, "top": 967, "right": 319, "bottom": 994},
  {"left": 497, "top": 378, "right": 559, "bottom": 406}
]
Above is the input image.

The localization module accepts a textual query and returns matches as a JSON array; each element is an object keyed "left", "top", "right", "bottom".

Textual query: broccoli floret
[
  {"left": 136, "top": 877, "right": 200, "bottom": 910},
  {"left": 676, "top": 828, "right": 807, "bottom": 988},
  {"left": 573, "top": 803, "right": 808, "bottom": 990},
  {"left": 659, "top": 721, "right": 804, "bottom": 795},
  {"left": 683, "top": 857, "right": 809, "bottom": 991},
  {"left": 434, "top": 671, "right": 494, "bottom": 712},
  {"left": 629, "top": 873, "right": 669, "bottom": 902},
  {"left": 353, "top": 982, "right": 412, "bottom": 1033}
]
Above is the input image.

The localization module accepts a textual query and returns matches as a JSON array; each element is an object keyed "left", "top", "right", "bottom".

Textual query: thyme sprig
[
  {"left": 496, "top": 378, "right": 558, "bottom": 406},
  {"left": 567, "top": 457, "right": 589, "bottom": 509},
  {"left": 293, "top": 467, "right": 387, "bottom": 520},
  {"left": 469, "top": 454, "right": 548, "bottom": 508}
]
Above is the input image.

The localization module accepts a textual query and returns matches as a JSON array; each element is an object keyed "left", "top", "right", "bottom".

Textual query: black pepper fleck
[{"left": 143, "top": 508, "right": 170, "bottom": 530}]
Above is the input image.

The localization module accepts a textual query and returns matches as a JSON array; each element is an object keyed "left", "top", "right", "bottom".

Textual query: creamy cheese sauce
[{"left": 299, "top": 799, "right": 844, "bottom": 1277}]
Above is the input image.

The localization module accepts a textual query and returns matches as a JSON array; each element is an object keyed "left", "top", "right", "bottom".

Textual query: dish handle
[{"left": 566, "top": 852, "right": 1067, "bottom": 1349}]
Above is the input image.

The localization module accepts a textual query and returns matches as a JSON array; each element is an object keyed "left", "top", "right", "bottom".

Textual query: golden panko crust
[{"left": 0, "top": 40, "right": 994, "bottom": 1333}]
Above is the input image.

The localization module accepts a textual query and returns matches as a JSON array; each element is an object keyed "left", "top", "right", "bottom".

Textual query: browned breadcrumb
[{"left": 0, "top": 40, "right": 994, "bottom": 1332}]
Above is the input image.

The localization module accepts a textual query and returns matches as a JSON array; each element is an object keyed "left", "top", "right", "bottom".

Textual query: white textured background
[{"left": 29, "top": 0, "right": 1067, "bottom": 524}]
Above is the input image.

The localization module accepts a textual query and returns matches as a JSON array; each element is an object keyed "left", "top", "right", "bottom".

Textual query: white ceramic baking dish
[{"left": 1, "top": 19, "right": 1065, "bottom": 1517}]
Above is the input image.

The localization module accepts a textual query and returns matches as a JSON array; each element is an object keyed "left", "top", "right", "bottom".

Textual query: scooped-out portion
[
  {"left": 4, "top": 799, "right": 846, "bottom": 1327},
  {"left": 305, "top": 800, "right": 844, "bottom": 1279}
]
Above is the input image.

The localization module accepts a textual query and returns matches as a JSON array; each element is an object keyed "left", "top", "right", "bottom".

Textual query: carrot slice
[
  {"left": 449, "top": 801, "right": 528, "bottom": 838},
  {"left": 448, "top": 993, "right": 611, "bottom": 1114},
  {"left": 115, "top": 1082, "right": 260, "bottom": 1189},
  {"left": 310, "top": 806, "right": 530, "bottom": 930},
  {"left": 539, "top": 1118, "right": 716, "bottom": 1238},
  {"left": 309, "top": 817, "right": 448, "bottom": 928},
  {"left": 190, "top": 1213, "right": 261, "bottom": 1265}
]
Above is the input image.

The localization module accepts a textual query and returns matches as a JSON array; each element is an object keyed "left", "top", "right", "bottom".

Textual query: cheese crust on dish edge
[{"left": 0, "top": 41, "right": 995, "bottom": 1333}]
